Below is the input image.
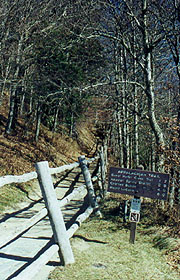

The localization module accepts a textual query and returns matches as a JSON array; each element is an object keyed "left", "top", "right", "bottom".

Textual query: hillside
[
  {"left": 0, "top": 94, "right": 100, "bottom": 213},
  {"left": 0, "top": 94, "right": 98, "bottom": 176}
]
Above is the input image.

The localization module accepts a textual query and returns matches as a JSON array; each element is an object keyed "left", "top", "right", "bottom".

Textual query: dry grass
[
  {"left": 49, "top": 198, "right": 180, "bottom": 280},
  {"left": 0, "top": 119, "right": 96, "bottom": 212},
  {"left": 0, "top": 95, "right": 97, "bottom": 213},
  {"left": 0, "top": 116, "right": 96, "bottom": 176}
]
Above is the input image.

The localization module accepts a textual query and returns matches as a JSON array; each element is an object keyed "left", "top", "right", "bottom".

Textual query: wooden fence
[{"left": 0, "top": 149, "right": 107, "bottom": 280}]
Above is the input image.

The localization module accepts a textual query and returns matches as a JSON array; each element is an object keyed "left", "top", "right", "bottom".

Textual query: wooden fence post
[
  {"left": 78, "top": 156, "right": 102, "bottom": 217},
  {"left": 35, "top": 161, "right": 74, "bottom": 266}
]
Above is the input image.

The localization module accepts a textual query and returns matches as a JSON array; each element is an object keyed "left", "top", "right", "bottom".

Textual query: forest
[{"left": 0, "top": 0, "right": 180, "bottom": 209}]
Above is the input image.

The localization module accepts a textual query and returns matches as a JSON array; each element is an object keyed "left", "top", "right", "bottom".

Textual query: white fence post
[
  {"left": 78, "top": 155, "right": 102, "bottom": 217},
  {"left": 35, "top": 161, "right": 74, "bottom": 266}
]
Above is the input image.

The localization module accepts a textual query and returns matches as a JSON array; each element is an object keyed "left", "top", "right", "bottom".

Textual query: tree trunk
[
  {"left": 133, "top": 32, "right": 139, "bottom": 168},
  {"left": 169, "top": 169, "right": 175, "bottom": 208},
  {"left": 143, "top": 0, "right": 165, "bottom": 172},
  {"left": 52, "top": 100, "right": 61, "bottom": 132},
  {"left": 0, "top": 57, "right": 11, "bottom": 105},
  {"left": 69, "top": 111, "right": 74, "bottom": 137},
  {"left": 116, "top": 110, "right": 124, "bottom": 166},
  {"left": 151, "top": 134, "right": 156, "bottom": 171},
  {"left": 35, "top": 102, "right": 42, "bottom": 142},
  {"left": 113, "top": 34, "right": 124, "bottom": 166},
  {"left": 5, "top": 87, "right": 19, "bottom": 134},
  {"left": 122, "top": 48, "right": 130, "bottom": 168},
  {"left": 5, "top": 34, "right": 24, "bottom": 134},
  {"left": 133, "top": 100, "right": 139, "bottom": 168}
]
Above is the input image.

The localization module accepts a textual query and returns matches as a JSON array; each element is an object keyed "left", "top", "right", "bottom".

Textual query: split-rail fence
[{"left": 0, "top": 147, "right": 107, "bottom": 280}]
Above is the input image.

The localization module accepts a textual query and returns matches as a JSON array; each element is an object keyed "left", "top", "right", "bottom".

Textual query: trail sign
[
  {"left": 129, "top": 212, "right": 140, "bottom": 223},
  {"left": 130, "top": 198, "right": 141, "bottom": 213},
  {"left": 108, "top": 167, "right": 169, "bottom": 200}
]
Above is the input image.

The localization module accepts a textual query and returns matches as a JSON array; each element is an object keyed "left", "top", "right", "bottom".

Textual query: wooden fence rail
[
  {"left": 0, "top": 157, "right": 97, "bottom": 189},
  {"left": 0, "top": 174, "right": 99, "bottom": 250},
  {"left": 0, "top": 152, "right": 107, "bottom": 280},
  {"left": 12, "top": 206, "right": 95, "bottom": 280}
]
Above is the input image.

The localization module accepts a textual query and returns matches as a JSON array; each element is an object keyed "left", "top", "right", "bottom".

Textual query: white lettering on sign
[{"left": 108, "top": 167, "right": 170, "bottom": 200}]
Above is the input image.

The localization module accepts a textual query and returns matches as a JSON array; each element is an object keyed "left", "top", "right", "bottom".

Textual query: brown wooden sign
[{"left": 108, "top": 167, "right": 169, "bottom": 200}]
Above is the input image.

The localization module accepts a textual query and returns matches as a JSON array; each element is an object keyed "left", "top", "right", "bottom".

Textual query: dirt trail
[{"left": 0, "top": 166, "right": 88, "bottom": 280}]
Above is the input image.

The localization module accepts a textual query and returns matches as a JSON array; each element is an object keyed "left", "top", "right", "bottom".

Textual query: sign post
[
  {"left": 130, "top": 165, "right": 142, "bottom": 244},
  {"left": 108, "top": 167, "right": 169, "bottom": 244},
  {"left": 129, "top": 197, "right": 141, "bottom": 243}
]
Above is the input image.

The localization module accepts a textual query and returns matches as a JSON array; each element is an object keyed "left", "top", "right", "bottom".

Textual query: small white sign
[
  {"left": 130, "top": 198, "right": 141, "bottom": 213},
  {"left": 129, "top": 211, "right": 140, "bottom": 223}
]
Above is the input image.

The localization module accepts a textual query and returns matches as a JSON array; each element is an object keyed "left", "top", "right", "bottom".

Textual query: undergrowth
[
  {"left": 0, "top": 113, "right": 97, "bottom": 213},
  {"left": 49, "top": 196, "right": 180, "bottom": 280}
]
